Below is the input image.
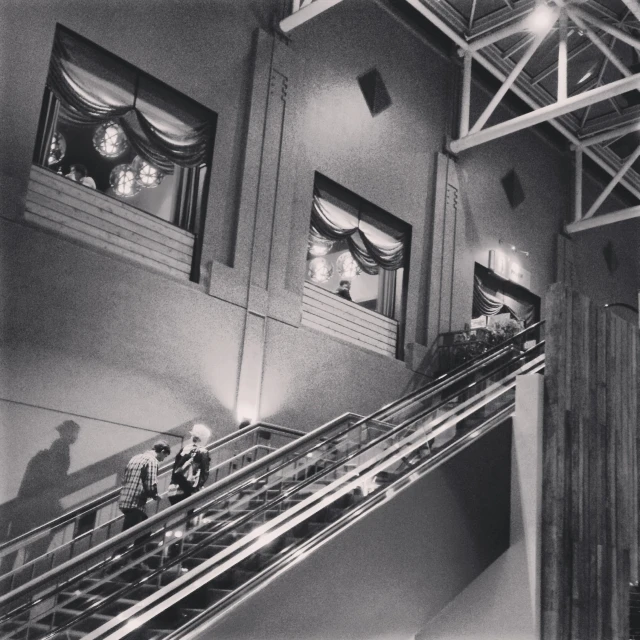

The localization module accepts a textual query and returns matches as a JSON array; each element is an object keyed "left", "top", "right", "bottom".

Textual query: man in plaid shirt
[{"left": 118, "top": 440, "right": 171, "bottom": 532}]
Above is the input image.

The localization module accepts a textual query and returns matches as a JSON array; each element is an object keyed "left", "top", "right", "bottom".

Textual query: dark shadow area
[{"left": 2, "top": 420, "right": 80, "bottom": 571}]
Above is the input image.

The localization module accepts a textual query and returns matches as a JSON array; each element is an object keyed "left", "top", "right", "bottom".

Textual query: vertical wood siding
[{"left": 542, "top": 284, "right": 638, "bottom": 640}]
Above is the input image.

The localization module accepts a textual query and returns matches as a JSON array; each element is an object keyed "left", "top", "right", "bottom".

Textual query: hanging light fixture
[
  {"left": 336, "top": 252, "right": 361, "bottom": 279},
  {"left": 93, "top": 121, "right": 129, "bottom": 158},
  {"left": 307, "top": 230, "right": 334, "bottom": 256},
  {"left": 47, "top": 132, "right": 66, "bottom": 166},
  {"left": 307, "top": 257, "right": 333, "bottom": 284},
  {"left": 109, "top": 164, "right": 140, "bottom": 197},
  {"left": 132, "top": 156, "right": 164, "bottom": 188}
]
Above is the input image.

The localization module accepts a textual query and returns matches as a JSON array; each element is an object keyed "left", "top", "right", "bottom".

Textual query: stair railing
[
  {"left": 0, "top": 421, "right": 305, "bottom": 590},
  {"left": 0, "top": 335, "right": 544, "bottom": 640},
  {"left": 37, "top": 349, "right": 545, "bottom": 640}
]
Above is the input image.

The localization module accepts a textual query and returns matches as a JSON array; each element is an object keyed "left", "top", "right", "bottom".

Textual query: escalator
[
  {"left": 0, "top": 421, "right": 308, "bottom": 593},
  {"left": 0, "top": 322, "right": 545, "bottom": 640}
]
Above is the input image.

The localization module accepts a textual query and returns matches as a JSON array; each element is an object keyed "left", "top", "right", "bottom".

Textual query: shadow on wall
[
  {"left": 3, "top": 420, "right": 81, "bottom": 563},
  {"left": 0, "top": 412, "right": 228, "bottom": 546}
]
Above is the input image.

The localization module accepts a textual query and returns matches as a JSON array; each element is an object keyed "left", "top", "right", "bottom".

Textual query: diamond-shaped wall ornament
[
  {"left": 357, "top": 68, "right": 392, "bottom": 117},
  {"left": 501, "top": 169, "right": 525, "bottom": 209},
  {"left": 602, "top": 240, "right": 619, "bottom": 274}
]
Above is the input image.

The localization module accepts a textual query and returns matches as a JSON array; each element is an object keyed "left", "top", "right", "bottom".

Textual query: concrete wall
[
  {"left": 1, "top": 0, "right": 637, "bottom": 532},
  {"left": 203, "top": 419, "right": 513, "bottom": 640}
]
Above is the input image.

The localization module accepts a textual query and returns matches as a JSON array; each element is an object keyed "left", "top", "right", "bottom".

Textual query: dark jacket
[{"left": 168, "top": 444, "right": 210, "bottom": 498}]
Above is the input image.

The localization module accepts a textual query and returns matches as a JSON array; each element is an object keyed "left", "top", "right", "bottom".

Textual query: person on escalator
[
  {"left": 166, "top": 424, "right": 212, "bottom": 506},
  {"left": 118, "top": 440, "right": 171, "bottom": 531},
  {"left": 116, "top": 440, "right": 171, "bottom": 569}
]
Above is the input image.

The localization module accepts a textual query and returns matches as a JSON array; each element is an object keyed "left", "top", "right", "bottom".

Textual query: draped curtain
[
  {"left": 47, "top": 29, "right": 213, "bottom": 173},
  {"left": 472, "top": 275, "right": 535, "bottom": 325},
  {"left": 310, "top": 193, "right": 405, "bottom": 275}
]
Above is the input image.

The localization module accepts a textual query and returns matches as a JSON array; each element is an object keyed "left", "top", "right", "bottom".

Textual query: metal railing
[
  {"left": 0, "top": 421, "right": 306, "bottom": 593},
  {"left": 0, "top": 324, "right": 543, "bottom": 639}
]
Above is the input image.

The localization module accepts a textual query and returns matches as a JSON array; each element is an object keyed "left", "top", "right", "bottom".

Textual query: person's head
[
  {"left": 339, "top": 279, "right": 351, "bottom": 290},
  {"left": 56, "top": 420, "right": 81, "bottom": 444},
  {"left": 189, "top": 423, "right": 212, "bottom": 447},
  {"left": 152, "top": 440, "right": 171, "bottom": 461},
  {"left": 67, "top": 164, "right": 88, "bottom": 182}
]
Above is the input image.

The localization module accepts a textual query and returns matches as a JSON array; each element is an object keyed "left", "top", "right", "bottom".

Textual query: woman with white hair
[{"left": 167, "top": 424, "right": 212, "bottom": 506}]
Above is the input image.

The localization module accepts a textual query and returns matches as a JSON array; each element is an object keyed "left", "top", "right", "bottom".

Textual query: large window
[
  {"left": 305, "top": 175, "right": 410, "bottom": 321},
  {"left": 33, "top": 26, "right": 216, "bottom": 233}
]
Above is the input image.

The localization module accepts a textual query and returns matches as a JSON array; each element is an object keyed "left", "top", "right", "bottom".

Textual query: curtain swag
[
  {"left": 310, "top": 194, "right": 405, "bottom": 274},
  {"left": 472, "top": 275, "right": 535, "bottom": 325},
  {"left": 48, "top": 30, "right": 212, "bottom": 173}
]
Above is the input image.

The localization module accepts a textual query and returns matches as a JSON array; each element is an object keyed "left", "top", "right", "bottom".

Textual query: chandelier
[
  {"left": 110, "top": 164, "right": 140, "bottom": 197},
  {"left": 307, "top": 257, "right": 333, "bottom": 284},
  {"left": 336, "top": 252, "right": 361, "bottom": 279},
  {"left": 47, "top": 132, "right": 66, "bottom": 166},
  {"left": 93, "top": 121, "right": 129, "bottom": 158},
  {"left": 132, "top": 156, "right": 164, "bottom": 188}
]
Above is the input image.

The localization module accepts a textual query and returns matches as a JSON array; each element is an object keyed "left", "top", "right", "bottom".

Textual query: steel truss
[{"left": 281, "top": 0, "right": 640, "bottom": 231}]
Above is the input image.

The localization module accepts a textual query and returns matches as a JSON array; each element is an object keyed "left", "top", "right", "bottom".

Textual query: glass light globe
[
  {"left": 93, "top": 121, "right": 129, "bottom": 158},
  {"left": 336, "top": 252, "right": 361, "bottom": 278},
  {"left": 47, "top": 132, "right": 66, "bottom": 166},
  {"left": 132, "top": 156, "right": 164, "bottom": 188},
  {"left": 307, "top": 257, "right": 333, "bottom": 284},
  {"left": 110, "top": 164, "right": 140, "bottom": 197},
  {"left": 307, "top": 234, "right": 334, "bottom": 256}
]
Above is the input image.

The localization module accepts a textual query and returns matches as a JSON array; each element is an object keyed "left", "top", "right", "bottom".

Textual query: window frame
[{"left": 32, "top": 26, "right": 217, "bottom": 283}]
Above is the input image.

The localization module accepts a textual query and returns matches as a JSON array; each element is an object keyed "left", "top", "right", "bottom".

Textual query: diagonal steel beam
[
  {"left": 470, "top": 25, "right": 555, "bottom": 134},
  {"left": 567, "top": 10, "right": 632, "bottom": 77},
  {"left": 583, "top": 144, "right": 640, "bottom": 218},
  {"left": 467, "top": 10, "right": 552, "bottom": 52},
  {"left": 620, "top": 0, "right": 640, "bottom": 27},
  {"left": 567, "top": 203, "right": 640, "bottom": 232},
  {"left": 450, "top": 73, "right": 640, "bottom": 153},
  {"left": 571, "top": 6, "right": 640, "bottom": 50},
  {"left": 530, "top": 39, "right": 594, "bottom": 86}
]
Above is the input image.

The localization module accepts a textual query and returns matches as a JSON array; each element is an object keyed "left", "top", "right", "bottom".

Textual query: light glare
[{"left": 526, "top": 5, "right": 556, "bottom": 34}]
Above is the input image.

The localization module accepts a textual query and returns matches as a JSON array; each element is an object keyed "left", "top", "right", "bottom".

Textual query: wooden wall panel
[
  {"left": 542, "top": 284, "right": 639, "bottom": 640},
  {"left": 25, "top": 165, "right": 194, "bottom": 279}
]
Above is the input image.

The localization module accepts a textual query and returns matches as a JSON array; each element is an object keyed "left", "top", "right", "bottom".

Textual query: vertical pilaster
[
  {"left": 426, "top": 153, "right": 467, "bottom": 349},
  {"left": 234, "top": 31, "right": 297, "bottom": 423}
]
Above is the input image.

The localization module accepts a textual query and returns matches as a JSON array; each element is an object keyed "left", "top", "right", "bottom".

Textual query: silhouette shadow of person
[{"left": 3, "top": 420, "right": 81, "bottom": 578}]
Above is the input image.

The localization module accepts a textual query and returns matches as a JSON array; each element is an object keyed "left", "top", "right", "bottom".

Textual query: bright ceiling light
[
  {"left": 578, "top": 70, "right": 593, "bottom": 84},
  {"left": 526, "top": 5, "right": 557, "bottom": 34}
]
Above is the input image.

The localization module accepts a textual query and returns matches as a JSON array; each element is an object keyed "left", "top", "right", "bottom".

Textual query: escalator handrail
[
  {"left": 373, "top": 320, "right": 544, "bottom": 419},
  {"left": 2, "top": 321, "right": 542, "bottom": 557},
  {"left": 10, "top": 350, "right": 543, "bottom": 638},
  {"left": 0, "top": 339, "right": 545, "bottom": 611},
  {"left": 163, "top": 403, "right": 520, "bottom": 640},
  {"left": 52, "top": 362, "right": 542, "bottom": 640},
  {"left": 0, "top": 411, "right": 362, "bottom": 609},
  {"left": 0, "top": 421, "right": 304, "bottom": 555}
]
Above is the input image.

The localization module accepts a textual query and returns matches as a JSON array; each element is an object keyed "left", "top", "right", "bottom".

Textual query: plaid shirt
[{"left": 118, "top": 451, "right": 158, "bottom": 511}]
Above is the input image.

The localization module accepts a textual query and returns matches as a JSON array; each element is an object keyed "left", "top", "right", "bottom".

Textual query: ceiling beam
[
  {"left": 567, "top": 11, "right": 631, "bottom": 78},
  {"left": 571, "top": 6, "right": 640, "bottom": 50},
  {"left": 467, "top": 11, "right": 549, "bottom": 52},
  {"left": 579, "top": 121, "right": 640, "bottom": 147},
  {"left": 566, "top": 203, "right": 640, "bottom": 232},
  {"left": 470, "top": 25, "right": 555, "bottom": 133},
  {"left": 388, "top": 0, "right": 640, "bottom": 200},
  {"left": 280, "top": 0, "right": 345, "bottom": 33},
  {"left": 620, "top": 0, "right": 640, "bottom": 27},
  {"left": 450, "top": 73, "right": 640, "bottom": 152}
]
